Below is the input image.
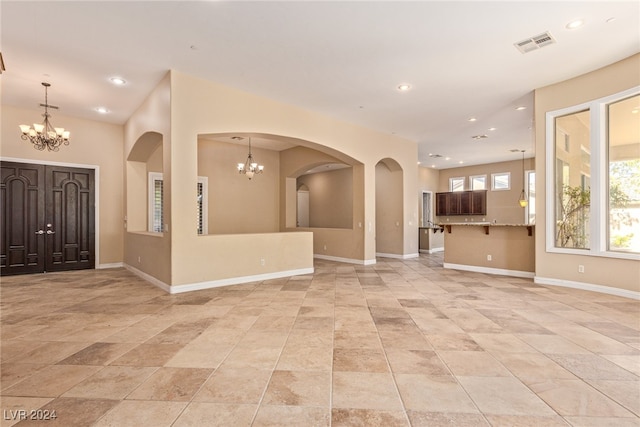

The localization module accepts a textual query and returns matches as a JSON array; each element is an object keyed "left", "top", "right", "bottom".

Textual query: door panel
[
  {"left": 1, "top": 161, "right": 95, "bottom": 276},
  {"left": 45, "top": 166, "right": 95, "bottom": 272},
  {"left": 1, "top": 162, "right": 45, "bottom": 275}
]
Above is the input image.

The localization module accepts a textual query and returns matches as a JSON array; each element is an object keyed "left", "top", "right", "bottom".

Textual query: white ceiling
[{"left": 2, "top": 1, "right": 638, "bottom": 168}]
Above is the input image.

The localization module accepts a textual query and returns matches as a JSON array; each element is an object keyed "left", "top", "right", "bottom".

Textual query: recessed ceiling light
[
  {"left": 566, "top": 19, "right": 584, "bottom": 30},
  {"left": 431, "top": 165, "right": 436, "bottom": 168},
  {"left": 515, "top": 106, "right": 527, "bottom": 111},
  {"left": 417, "top": 161, "right": 421, "bottom": 165},
  {"left": 459, "top": 161, "right": 464, "bottom": 164},
  {"left": 95, "top": 107, "right": 109, "bottom": 114},
  {"left": 472, "top": 134, "right": 488, "bottom": 140},
  {"left": 397, "top": 84, "right": 411, "bottom": 91},
  {"left": 488, "top": 127, "right": 497, "bottom": 131},
  {"left": 110, "top": 77, "right": 126, "bottom": 85},
  {"left": 631, "top": 107, "right": 639, "bottom": 114},
  {"left": 606, "top": 17, "right": 616, "bottom": 24},
  {"left": 445, "top": 157, "right": 451, "bottom": 161},
  {"left": 468, "top": 117, "right": 477, "bottom": 122}
]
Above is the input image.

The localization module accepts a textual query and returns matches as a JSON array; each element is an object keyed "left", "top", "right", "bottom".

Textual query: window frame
[
  {"left": 470, "top": 174, "right": 487, "bottom": 191},
  {"left": 148, "top": 172, "right": 164, "bottom": 233},
  {"left": 449, "top": 176, "right": 465, "bottom": 192},
  {"left": 545, "top": 85, "right": 640, "bottom": 260},
  {"left": 491, "top": 172, "right": 510, "bottom": 191}
]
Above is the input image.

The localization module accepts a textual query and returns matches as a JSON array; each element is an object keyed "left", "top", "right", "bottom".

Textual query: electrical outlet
[
  {"left": 487, "top": 255, "right": 492, "bottom": 261},
  {"left": 323, "top": 245, "right": 327, "bottom": 251},
  {"left": 137, "top": 256, "right": 141, "bottom": 263},
  {"left": 260, "top": 258, "right": 265, "bottom": 266},
  {"left": 578, "top": 265, "right": 585, "bottom": 273}
]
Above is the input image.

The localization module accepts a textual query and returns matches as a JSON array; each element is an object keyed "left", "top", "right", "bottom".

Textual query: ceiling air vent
[
  {"left": 514, "top": 31, "right": 556, "bottom": 54},
  {"left": 429, "top": 154, "right": 443, "bottom": 158}
]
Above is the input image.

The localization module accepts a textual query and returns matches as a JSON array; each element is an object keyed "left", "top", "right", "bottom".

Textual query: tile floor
[{"left": 1, "top": 254, "right": 639, "bottom": 426}]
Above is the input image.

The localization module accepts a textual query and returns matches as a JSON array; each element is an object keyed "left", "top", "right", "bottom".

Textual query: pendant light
[{"left": 518, "top": 150, "right": 528, "bottom": 207}]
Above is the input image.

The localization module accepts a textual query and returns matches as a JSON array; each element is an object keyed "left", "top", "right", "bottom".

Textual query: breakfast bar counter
[{"left": 440, "top": 223, "right": 535, "bottom": 278}]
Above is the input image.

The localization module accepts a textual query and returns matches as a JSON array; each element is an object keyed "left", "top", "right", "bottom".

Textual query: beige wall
[
  {"left": 297, "top": 167, "right": 353, "bottom": 229},
  {"left": 166, "top": 69, "right": 418, "bottom": 284},
  {"left": 280, "top": 146, "right": 365, "bottom": 261},
  {"left": 376, "top": 161, "right": 404, "bottom": 255},
  {"left": 535, "top": 53, "right": 640, "bottom": 293},
  {"left": 198, "top": 138, "right": 280, "bottom": 234},
  {"left": 437, "top": 159, "right": 534, "bottom": 224},
  {"left": 1, "top": 105, "right": 124, "bottom": 266},
  {"left": 124, "top": 74, "right": 172, "bottom": 284}
]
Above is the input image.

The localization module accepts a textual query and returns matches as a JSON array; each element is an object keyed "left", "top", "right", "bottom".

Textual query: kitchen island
[{"left": 441, "top": 223, "right": 535, "bottom": 278}]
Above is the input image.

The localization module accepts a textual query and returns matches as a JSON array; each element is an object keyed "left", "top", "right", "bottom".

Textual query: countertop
[{"left": 438, "top": 223, "right": 534, "bottom": 227}]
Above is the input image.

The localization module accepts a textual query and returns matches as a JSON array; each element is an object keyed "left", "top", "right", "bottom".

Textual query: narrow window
[
  {"left": 607, "top": 94, "right": 640, "bottom": 254},
  {"left": 554, "top": 110, "right": 590, "bottom": 249}
]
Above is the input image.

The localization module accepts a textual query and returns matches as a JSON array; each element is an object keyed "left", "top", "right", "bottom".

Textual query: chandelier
[
  {"left": 235, "top": 136, "right": 264, "bottom": 179},
  {"left": 518, "top": 150, "right": 528, "bottom": 207},
  {"left": 19, "top": 82, "right": 70, "bottom": 152}
]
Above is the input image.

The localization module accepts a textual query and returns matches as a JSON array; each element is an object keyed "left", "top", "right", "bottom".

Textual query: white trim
[
  {"left": 314, "top": 254, "right": 375, "bottom": 265},
  {"left": 535, "top": 276, "right": 640, "bottom": 300},
  {"left": 126, "top": 263, "right": 314, "bottom": 294},
  {"left": 443, "top": 262, "right": 534, "bottom": 279},
  {"left": 97, "top": 262, "right": 124, "bottom": 269},
  {"left": 125, "top": 264, "right": 171, "bottom": 293},
  {"left": 376, "top": 252, "right": 419, "bottom": 260},
  {"left": 1, "top": 156, "right": 101, "bottom": 268},
  {"left": 419, "top": 247, "right": 444, "bottom": 254}
]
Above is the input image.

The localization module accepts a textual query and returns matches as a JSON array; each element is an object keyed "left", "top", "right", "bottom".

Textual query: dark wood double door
[{"left": 1, "top": 161, "right": 95, "bottom": 276}]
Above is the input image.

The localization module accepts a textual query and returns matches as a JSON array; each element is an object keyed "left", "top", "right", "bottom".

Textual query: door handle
[
  {"left": 35, "top": 230, "right": 44, "bottom": 235},
  {"left": 46, "top": 230, "right": 56, "bottom": 234}
]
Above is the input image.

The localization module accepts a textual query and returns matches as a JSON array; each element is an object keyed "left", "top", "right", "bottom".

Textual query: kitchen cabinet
[{"left": 435, "top": 190, "right": 486, "bottom": 216}]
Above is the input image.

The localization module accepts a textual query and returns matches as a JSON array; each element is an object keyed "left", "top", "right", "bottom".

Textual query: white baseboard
[
  {"left": 419, "top": 247, "right": 444, "bottom": 254},
  {"left": 125, "top": 264, "right": 314, "bottom": 294},
  {"left": 443, "top": 262, "right": 534, "bottom": 279},
  {"left": 535, "top": 276, "right": 640, "bottom": 300},
  {"left": 125, "top": 264, "right": 171, "bottom": 293},
  {"left": 314, "top": 254, "right": 376, "bottom": 265},
  {"left": 97, "top": 262, "right": 124, "bottom": 269},
  {"left": 376, "top": 252, "right": 420, "bottom": 260}
]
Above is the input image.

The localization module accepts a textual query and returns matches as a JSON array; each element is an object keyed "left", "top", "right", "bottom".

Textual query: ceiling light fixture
[
  {"left": 468, "top": 117, "right": 477, "bottom": 122},
  {"left": 110, "top": 77, "right": 126, "bottom": 85},
  {"left": 19, "top": 82, "right": 70, "bottom": 152},
  {"left": 397, "top": 84, "right": 411, "bottom": 91},
  {"left": 472, "top": 134, "right": 488, "bottom": 140},
  {"left": 95, "top": 107, "right": 109, "bottom": 114},
  {"left": 566, "top": 19, "right": 584, "bottom": 30},
  {"left": 488, "top": 127, "right": 497, "bottom": 131},
  {"left": 235, "top": 136, "right": 264, "bottom": 180},
  {"left": 516, "top": 106, "right": 527, "bottom": 111},
  {"left": 518, "top": 150, "right": 528, "bottom": 207}
]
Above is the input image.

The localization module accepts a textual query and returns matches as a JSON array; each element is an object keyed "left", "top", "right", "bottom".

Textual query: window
[
  {"left": 148, "top": 172, "right": 164, "bottom": 233},
  {"left": 470, "top": 175, "right": 486, "bottom": 190},
  {"left": 449, "top": 177, "right": 465, "bottom": 192},
  {"left": 491, "top": 172, "right": 510, "bottom": 191},
  {"left": 553, "top": 110, "right": 591, "bottom": 249},
  {"left": 546, "top": 87, "right": 640, "bottom": 258},
  {"left": 608, "top": 94, "right": 640, "bottom": 254},
  {"left": 148, "top": 173, "right": 208, "bottom": 234}
]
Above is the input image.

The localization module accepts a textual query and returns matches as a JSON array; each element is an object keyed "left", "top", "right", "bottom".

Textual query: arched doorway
[{"left": 375, "top": 158, "right": 404, "bottom": 257}]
